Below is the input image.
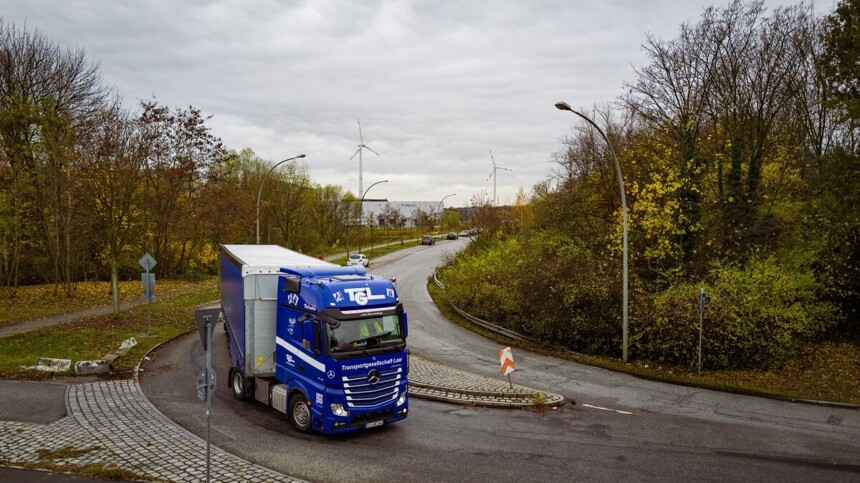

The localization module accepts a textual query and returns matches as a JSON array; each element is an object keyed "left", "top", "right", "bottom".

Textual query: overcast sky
[{"left": 2, "top": 0, "right": 834, "bottom": 207}]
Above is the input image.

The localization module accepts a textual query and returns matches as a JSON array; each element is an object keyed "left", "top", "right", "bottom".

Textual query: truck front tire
[
  {"left": 229, "top": 367, "right": 248, "bottom": 401},
  {"left": 289, "top": 393, "right": 312, "bottom": 433}
]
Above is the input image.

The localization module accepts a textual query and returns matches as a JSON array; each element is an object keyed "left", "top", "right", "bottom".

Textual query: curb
[{"left": 408, "top": 354, "right": 566, "bottom": 408}]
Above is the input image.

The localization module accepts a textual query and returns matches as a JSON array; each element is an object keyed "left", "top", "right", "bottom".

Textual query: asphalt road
[{"left": 139, "top": 239, "right": 860, "bottom": 482}]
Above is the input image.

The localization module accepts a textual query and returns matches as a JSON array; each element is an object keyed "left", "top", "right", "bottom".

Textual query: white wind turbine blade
[
  {"left": 498, "top": 166, "right": 512, "bottom": 172},
  {"left": 490, "top": 149, "right": 497, "bottom": 168},
  {"left": 358, "top": 118, "right": 364, "bottom": 145},
  {"left": 486, "top": 168, "right": 496, "bottom": 182},
  {"left": 349, "top": 147, "right": 361, "bottom": 160},
  {"left": 364, "top": 144, "right": 380, "bottom": 156}
]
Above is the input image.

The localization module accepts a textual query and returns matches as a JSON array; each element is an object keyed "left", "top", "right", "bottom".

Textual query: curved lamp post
[
  {"left": 555, "top": 101, "right": 629, "bottom": 363},
  {"left": 358, "top": 180, "right": 388, "bottom": 253},
  {"left": 256, "top": 154, "right": 306, "bottom": 244},
  {"left": 437, "top": 193, "right": 456, "bottom": 231}
]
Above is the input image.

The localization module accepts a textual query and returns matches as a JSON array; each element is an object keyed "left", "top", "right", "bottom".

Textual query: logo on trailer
[
  {"left": 316, "top": 393, "right": 323, "bottom": 405},
  {"left": 344, "top": 287, "right": 386, "bottom": 306},
  {"left": 286, "top": 293, "right": 299, "bottom": 306},
  {"left": 386, "top": 288, "right": 395, "bottom": 298},
  {"left": 333, "top": 291, "right": 344, "bottom": 303},
  {"left": 286, "top": 354, "right": 295, "bottom": 366},
  {"left": 287, "top": 317, "right": 296, "bottom": 335}
]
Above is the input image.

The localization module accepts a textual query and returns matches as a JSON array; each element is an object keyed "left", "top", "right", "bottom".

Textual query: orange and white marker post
[{"left": 499, "top": 347, "right": 516, "bottom": 388}]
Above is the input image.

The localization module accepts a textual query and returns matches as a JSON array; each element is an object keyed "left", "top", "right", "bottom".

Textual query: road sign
[
  {"left": 197, "top": 368, "right": 217, "bottom": 401},
  {"left": 195, "top": 308, "right": 221, "bottom": 349},
  {"left": 139, "top": 253, "right": 157, "bottom": 273},
  {"left": 499, "top": 347, "right": 516, "bottom": 376},
  {"left": 142, "top": 273, "right": 156, "bottom": 301}
]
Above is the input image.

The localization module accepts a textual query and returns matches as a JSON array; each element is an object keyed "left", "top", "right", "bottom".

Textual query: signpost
[
  {"left": 139, "top": 253, "right": 157, "bottom": 335},
  {"left": 195, "top": 308, "right": 220, "bottom": 483},
  {"left": 698, "top": 288, "right": 706, "bottom": 375},
  {"left": 499, "top": 347, "right": 516, "bottom": 388}
]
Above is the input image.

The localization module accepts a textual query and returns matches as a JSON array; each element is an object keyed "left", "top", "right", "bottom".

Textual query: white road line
[{"left": 582, "top": 404, "right": 633, "bottom": 415}]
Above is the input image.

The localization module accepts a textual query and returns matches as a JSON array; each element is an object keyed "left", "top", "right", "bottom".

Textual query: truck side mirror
[{"left": 303, "top": 319, "right": 321, "bottom": 355}]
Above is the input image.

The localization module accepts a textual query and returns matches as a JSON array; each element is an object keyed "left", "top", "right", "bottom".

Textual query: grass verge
[
  {"left": 428, "top": 280, "right": 860, "bottom": 405},
  {"left": 0, "top": 279, "right": 218, "bottom": 380},
  {"left": 4, "top": 444, "right": 153, "bottom": 481},
  {"left": 0, "top": 278, "right": 211, "bottom": 328}
]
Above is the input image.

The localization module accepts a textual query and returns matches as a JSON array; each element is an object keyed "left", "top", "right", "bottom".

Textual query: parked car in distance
[
  {"left": 421, "top": 235, "right": 435, "bottom": 245},
  {"left": 347, "top": 253, "right": 369, "bottom": 267},
  {"left": 446, "top": 232, "right": 458, "bottom": 240},
  {"left": 458, "top": 230, "right": 470, "bottom": 237}
]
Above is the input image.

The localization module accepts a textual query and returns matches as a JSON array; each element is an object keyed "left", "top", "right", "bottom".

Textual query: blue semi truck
[{"left": 220, "top": 244, "right": 409, "bottom": 434}]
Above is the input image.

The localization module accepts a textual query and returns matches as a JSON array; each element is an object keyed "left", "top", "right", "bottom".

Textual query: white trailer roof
[{"left": 222, "top": 244, "right": 335, "bottom": 277}]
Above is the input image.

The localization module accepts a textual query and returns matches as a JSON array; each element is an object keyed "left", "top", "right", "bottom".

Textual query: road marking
[{"left": 582, "top": 404, "right": 633, "bottom": 415}]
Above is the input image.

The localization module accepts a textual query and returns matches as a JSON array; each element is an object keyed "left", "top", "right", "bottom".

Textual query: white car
[{"left": 347, "top": 253, "right": 369, "bottom": 267}]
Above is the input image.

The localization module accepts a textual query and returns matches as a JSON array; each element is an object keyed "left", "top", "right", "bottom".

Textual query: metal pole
[
  {"left": 147, "top": 295, "right": 152, "bottom": 336},
  {"left": 437, "top": 194, "right": 455, "bottom": 232},
  {"left": 358, "top": 180, "right": 388, "bottom": 253},
  {"left": 256, "top": 154, "right": 306, "bottom": 244},
  {"left": 555, "top": 102, "right": 629, "bottom": 362},
  {"left": 205, "top": 317, "right": 212, "bottom": 483},
  {"left": 698, "top": 288, "right": 705, "bottom": 375}
]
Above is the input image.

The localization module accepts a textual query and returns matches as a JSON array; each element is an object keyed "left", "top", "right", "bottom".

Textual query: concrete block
[
  {"left": 35, "top": 358, "right": 71, "bottom": 373},
  {"left": 117, "top": 337, "right": 137, "bottom": 356},
  {"left": 75, "top": 360, "right": 110, "bottom": 375},
  {"left": 101, "top": 354, "right": 120, "bottom": 364}
]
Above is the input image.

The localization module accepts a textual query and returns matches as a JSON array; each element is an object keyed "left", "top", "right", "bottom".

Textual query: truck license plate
[{"left": 365, "top": 420, "right": 383, "bottom": 428}]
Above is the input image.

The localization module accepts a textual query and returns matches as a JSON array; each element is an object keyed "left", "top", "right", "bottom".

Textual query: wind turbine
[
  {"left": 349, "top": 118, "right": 379, "bottom": 202},
  {"left": 486, "top": 150, "right": 512, "bottom": 206}
]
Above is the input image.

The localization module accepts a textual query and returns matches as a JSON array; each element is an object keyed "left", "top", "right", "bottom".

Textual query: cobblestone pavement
[
  {"left": 0, "top": 355, "right": 562, "bottom": 481},
  {"left": 0, "top": 380, "right": 301, "bottom": 482}
]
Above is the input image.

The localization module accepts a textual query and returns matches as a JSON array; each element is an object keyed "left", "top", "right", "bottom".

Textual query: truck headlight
[
  {"left": 331, "top": 403, "right": 349, "bottom": 417},
  {"left": 396, "top": 387, "right": 408, "bottom": 406}
]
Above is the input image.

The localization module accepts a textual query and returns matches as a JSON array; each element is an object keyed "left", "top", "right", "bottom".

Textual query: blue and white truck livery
[{"left": 220, "top": 244, "right": 409, "bottom": 434}]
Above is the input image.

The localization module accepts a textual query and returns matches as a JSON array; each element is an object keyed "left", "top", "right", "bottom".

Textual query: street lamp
[
  {"left": 358, "top": 180, "right": 388, "bottom": 253},
  {"left": 256, "top": 154, "right": 306, "bottom": 244},
  {"left": 555, "top": 101, "right": 629, "bottom": 363},
  {"left": 437, "top": 193, "right": 456, "bottom": 231}
]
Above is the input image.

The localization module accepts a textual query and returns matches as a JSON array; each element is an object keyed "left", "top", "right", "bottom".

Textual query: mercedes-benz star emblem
[{"left": 367, "top": 369, "right": 380, "bottom": 385}]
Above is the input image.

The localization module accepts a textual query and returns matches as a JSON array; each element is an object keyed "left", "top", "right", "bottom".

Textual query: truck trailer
[{"left": 220, "top": 244, "right": 409, "bottom": 434}]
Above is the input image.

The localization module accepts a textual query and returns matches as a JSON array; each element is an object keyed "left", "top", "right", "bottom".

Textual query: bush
[{"left": 634, "top": 255, "right": 838, "bottom": 369}]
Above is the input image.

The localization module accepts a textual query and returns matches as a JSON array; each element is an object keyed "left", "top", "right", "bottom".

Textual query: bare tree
[
  {"left": 78, "top": 103, "right": 146, "bottom": 316},
  {"left": 138, "top": 99, "right": 224, "bottom": 276},
  {"left": 0, "top": 19, "right": 107, "bottom": 296}
]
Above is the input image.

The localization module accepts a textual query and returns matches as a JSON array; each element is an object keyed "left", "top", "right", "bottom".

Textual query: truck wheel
[
  {"left": 229, "top": 367, "right": 248, "bottom": 401},
  {"left": 289, "top": 393, "right": 312, "bottom": 433}
]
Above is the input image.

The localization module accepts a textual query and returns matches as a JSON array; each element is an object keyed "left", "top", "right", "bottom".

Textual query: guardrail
[
  {"left": 432, "top": 269, "right": 445, "bottom": 289},
  {"left": 433, "top": 269, "right": 533, "bottom": 343}
]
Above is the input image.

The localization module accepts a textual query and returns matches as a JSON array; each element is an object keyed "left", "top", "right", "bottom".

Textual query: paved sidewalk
[{"left": 0, "top": 380, "right": 300, "bottom": 482}]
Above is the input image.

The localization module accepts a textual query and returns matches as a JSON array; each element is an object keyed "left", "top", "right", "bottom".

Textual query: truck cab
[{"left": 274, "top": 268, "right": 409, "bottom": 433}]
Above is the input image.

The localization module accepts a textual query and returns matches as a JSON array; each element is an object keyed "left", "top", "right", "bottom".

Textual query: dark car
[
  {"left": 446, "top": 232, "right": 458, "bottom": 240},
  {"left": 421, "top": 235, "right": 435, "bottom": 245}
]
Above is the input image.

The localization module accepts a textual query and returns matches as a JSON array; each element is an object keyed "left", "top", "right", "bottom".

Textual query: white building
[{"left": 361, "top": 201, "right": 442, "bottom": 228}]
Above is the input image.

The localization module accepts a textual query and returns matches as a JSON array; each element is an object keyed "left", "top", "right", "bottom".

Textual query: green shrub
[{"left": 634, "top": 255, "right": 838, "bottom": 368}]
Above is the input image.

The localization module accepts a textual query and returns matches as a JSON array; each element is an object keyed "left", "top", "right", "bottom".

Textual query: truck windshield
[{"left": 328, "top": 315, "right": 404, "bottom": 353}]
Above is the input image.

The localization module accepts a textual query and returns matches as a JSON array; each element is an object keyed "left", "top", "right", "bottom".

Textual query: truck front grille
[{"left": 342, "top": 367, "right": 402, "bottom": 409}]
